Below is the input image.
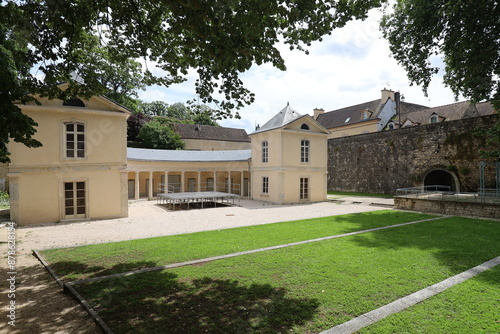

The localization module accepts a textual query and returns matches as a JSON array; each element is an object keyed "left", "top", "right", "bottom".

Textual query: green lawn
[
  {"left": 359, "top": 266, "right": 500, "bottom": 333},
  {"left": 40, "top": 212, "right": 500, "bottom": 333},
  {"left": 41, "top": 210, "right": 433, "bottom": 281}
]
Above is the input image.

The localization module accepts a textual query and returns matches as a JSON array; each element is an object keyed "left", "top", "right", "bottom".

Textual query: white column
[
  {"left": 181, "top": 171, "right": 185, "bottom": 192},
  {"left": 148, "top": 171, "right": 153, "bottom": 199},
  {"left": 228, "top": 171, "right": 232, "bottom": 194},
  {"left": 134, "top": 171, "right": 140, "bottom": 200},
  {"left": 213, "top": 171, "right": 217, "bottom": 191},
  {"left": 240, "top": 171, "right": 244, "bottom": 196},
  {"left": 197, "top": 171, "right": 201, "bottom": 192},
  {"left": 164, "top": 171, "right": 169, "bottom": 193}
]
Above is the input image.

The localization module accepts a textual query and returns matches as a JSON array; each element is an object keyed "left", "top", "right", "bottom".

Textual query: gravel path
[{"left": 1, "top": 198, "right": 392, "bottom": 334}]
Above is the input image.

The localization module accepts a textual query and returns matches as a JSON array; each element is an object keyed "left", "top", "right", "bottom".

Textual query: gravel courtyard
[{"left": 1, "top": 197, "right": 392, "bottom": 334}]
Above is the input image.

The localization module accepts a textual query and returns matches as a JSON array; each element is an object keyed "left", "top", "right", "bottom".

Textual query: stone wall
[
  {"left": 394, "top": 197, "right": 500, "bottom": 219},
  {"left": 327, "top": 114, "right": 499, "bottom": 194}
]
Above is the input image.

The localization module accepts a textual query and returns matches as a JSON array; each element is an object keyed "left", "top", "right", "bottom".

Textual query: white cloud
[{"left": 140, "top": 7, "right": 462, "bottom": 134}]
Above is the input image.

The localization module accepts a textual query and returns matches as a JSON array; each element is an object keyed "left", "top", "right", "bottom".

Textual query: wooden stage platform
[{"left": 157, "top": 191, "right": 240, "bottom": 210}]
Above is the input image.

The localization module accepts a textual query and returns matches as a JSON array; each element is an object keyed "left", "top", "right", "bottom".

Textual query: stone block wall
[
  {"left": 394, "top": 197, "right": 500, "bottom": 219},
  {"left": 327, "top": 114, "right": 499, "bottom": 194}
]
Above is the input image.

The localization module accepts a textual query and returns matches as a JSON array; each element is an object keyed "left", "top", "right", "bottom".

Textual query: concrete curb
[
  {"left": 320, "top": 256, "right": 500, "bottom": 334},
  {"left": 33, "top": 249, "right": 114, "bottom": 334}
]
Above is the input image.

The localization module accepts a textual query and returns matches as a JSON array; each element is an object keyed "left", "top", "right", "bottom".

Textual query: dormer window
[
  {"left": 388, "top": 124, "right": 394, "bottom": 130},
  {"left": 301, "top": 123, "right": 309, "bottom": 130},
  {"left": 430, "top": 115, "right": 439, "bottom": 124},
  {"left": 63, "top": 98, "right": 85, "bottom": 107},
  {"left": 345, "top": 117, "right": 351, "bottom": 123},
  {"left": 362, "top": 110, "right": 371, "bottom": 120}
]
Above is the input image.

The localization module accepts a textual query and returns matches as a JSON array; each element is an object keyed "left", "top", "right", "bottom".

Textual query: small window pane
[
  {"left": 66, "top": 123, "right": 74, "bottom": 132},
  {"left": 76, "top": 182, "right": 85, "bottom": 189},
  {"left": 77, "top": 124, "right": 84, "bottom": 132},
  {"left": 66, "top": 133, "right": 74, "bottom": 141},
  {"left": 77, "top": 134, "right": 85, "bottom": 142},
  {"left": 77, "top": 206, "right": 86, "bottom": 214},
  {"left": 65, "top": 183, "right": 73, "bottom": 190},
  {"left": 65, "top": 207, "right": 74, "bottom": 215}
]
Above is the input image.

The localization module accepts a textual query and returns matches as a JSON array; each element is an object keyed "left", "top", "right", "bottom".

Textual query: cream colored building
[
  {"left": 250, "top": 104, "right": 329, "bottom": 204},
  {"left": 7, "top": 86, "right": 130, "bottom": 225},
  {"left": 8, "top": 98, "right": 328, "bottom": 225}
]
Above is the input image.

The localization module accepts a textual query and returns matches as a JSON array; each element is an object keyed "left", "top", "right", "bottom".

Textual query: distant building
[
  {"left": 315, "top": 89, "right": 428, "bottom": 138},
  {"left": 172, "top": 123, "right": 250, "bottom": 151},
  {"left": 387, "top": 101, "right": 496, "bottom": 129}
]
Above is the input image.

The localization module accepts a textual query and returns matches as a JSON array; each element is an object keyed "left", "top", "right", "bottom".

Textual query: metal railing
[
  {"left": 157, "top": 182, "right": 241, "bottom": 195},
  {"left": 396, "top": 185, "right": 500, "bottom": 204}
]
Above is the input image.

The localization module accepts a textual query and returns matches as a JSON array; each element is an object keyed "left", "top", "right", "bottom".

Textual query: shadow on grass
[
  {"left": 346, "top": 216, "right": 500, "bottom": 284},
  {"left": 49, "top": 260, "right": 159, "bottom": 281},
  {"left": 77, "top": 270, "right": 320, "bottom": 334}
]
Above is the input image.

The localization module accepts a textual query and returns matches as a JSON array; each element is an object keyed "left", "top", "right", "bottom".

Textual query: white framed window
[
  {"left": 64, "top": 122, "right": 85, "bottom": 158},
  {"left": 299, "top": 177, "right": 309, "bottom": 200},
  {"left": 430, "top": 115, "right": 439, "bottom": 124},
  {"left": 262, "top": 141, "right": 268, "bottom": 163},
  {"left": 262, "top": 176, "right": 269, "bottom": 194},
  {"left": 301, "top": 140, "right": 310, "bottom": 163},
  {"left": 64, "top": 181, "right": 86, "bottom": 219}
]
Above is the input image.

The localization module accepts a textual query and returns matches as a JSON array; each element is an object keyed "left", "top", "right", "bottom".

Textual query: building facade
[{"left": 7, "top": 87, "right": 130, "bottom": 225}]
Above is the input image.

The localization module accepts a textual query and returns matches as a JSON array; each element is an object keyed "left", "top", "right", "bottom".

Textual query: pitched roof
[
  {"left": 475, "top": 101, "right": 497, "bottom": 116},
  {"left": 315, "top": 99, "right": 429, "bottom": 129},
  {"left": 399, "top": 101, "right": 477, "bottom": 124},
  {"left": 252, "top": 103, "right": 303, "bottom": 134},
  {"left": 127, "top": 148, "right": 251, "bottom": 162},
  {"left": 173, "top": 123, "right": 250, "bottom": 142}
]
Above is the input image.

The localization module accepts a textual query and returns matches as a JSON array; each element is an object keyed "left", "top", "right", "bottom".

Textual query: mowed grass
[
  {"left": 359, "top": 265, "right": 500, "bottom": 333},
  {"left": 48, "top": 214, "right": 500, "bottom": 334},
  {"left": 40, "top": 210, "right": 435, "bottom": 281}
]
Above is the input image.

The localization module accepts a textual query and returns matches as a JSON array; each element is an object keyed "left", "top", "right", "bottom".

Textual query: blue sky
[{"left": 138, "top": 7, "right": 462, "bottom": 134}]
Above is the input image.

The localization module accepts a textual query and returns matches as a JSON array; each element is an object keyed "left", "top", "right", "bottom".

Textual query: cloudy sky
[{"left": 138, "top": 7, "right": 462, "bottom": 134}]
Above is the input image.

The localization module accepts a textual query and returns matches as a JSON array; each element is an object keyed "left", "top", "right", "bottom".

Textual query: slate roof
[
  {"left": 173, "top": 123, "right": 250, "bottom": 142},
  {"left": 127, "top": 148, "right": 251, "bottom": 162},
  {"left": 315, "top": 99, "right": 429, "bottom": 129},
  {"left": 252, "top": 103, "right": 305, "bottom": 134},
  {"left": 475, "top": 101, "right": 497, "bottom": 116},
  {"left": 399, "top": 101, "right": 477, "bottom": 125}
]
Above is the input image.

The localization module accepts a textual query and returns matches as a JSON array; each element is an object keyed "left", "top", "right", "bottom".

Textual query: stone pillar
[
  {"left": 134, "top": 171, "right": 140, "bottom": 200},
  {"left": 164, "top": 171, "right": 169, "bottom": 193},
  {"left": 148, "top": 171, "right": 153, "bottom": 199},
  {"left": 213, "top": 171, "right": 217, "bottom": 191},
  {"left": 7, "top": 173, "right": 20, "bottom": 224},
  {"left": 228, "top": 171, "right": 232, "bottom": 194},
  {"left": 120, "top": 170, "right": 129, "bottom": 217},
  {"left": 240, "top": 171, "right": 244, "bottom": 196},
  {"left": 197, "top": 171, "right": 201, "bottom": 192},
  {"left": 181, "top": 171, "right": 185, "bottom": 193}
]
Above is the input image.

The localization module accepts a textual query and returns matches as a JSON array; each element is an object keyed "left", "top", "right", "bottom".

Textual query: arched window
[
  {"left": 430, "top": 115, "right": 439, "bottom": 124},
  {"left": 301, "top": 123, "right": 309, "bottom": 130},
  {"left": 63, "top": 98, "right": 85, "bottom": 107},
  {"left": 388, "top": 124, "right": 394, "bottom": 130},
  {"left": 262, "top": 141, "right": 268, "bottom": 163}
]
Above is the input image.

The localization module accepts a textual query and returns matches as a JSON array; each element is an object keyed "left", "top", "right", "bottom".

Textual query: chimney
[
  {"left": 381, "top": 88, "right": 395, "bottom": 103},
  {"left": 313, "top": 108, "right": 325, "bottom": 119}
]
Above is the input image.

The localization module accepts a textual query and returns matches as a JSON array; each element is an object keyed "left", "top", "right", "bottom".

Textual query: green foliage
[
  {"left": 381, "top": 0, "right": 500, "bottom": 107},
  {"left": 0, "top": 191, "right": 9, "bottom": 209},
  {"left": 1, "top": 0, "right": 383, "bottom": 161},
  {"left": 137, "top": 120, "right": 184, "bottom": 150}
]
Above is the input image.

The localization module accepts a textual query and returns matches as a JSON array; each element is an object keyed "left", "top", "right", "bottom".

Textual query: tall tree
[
  {"left": 1, "top": 0, "right": 384, "bottom": 161},
  {"left": 381, "top": 0, "right": 499, "bottom": 107}
]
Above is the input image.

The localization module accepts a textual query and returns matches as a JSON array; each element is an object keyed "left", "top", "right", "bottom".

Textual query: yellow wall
[
  {"left": 250, "top": 116, "right": 328, "bottom": 204},
  {"left": 8, "top": 94, "right": 129, "bottom": 225},
  {"left": 327, "top": 121, "right": 378, "bottom": 139}
]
